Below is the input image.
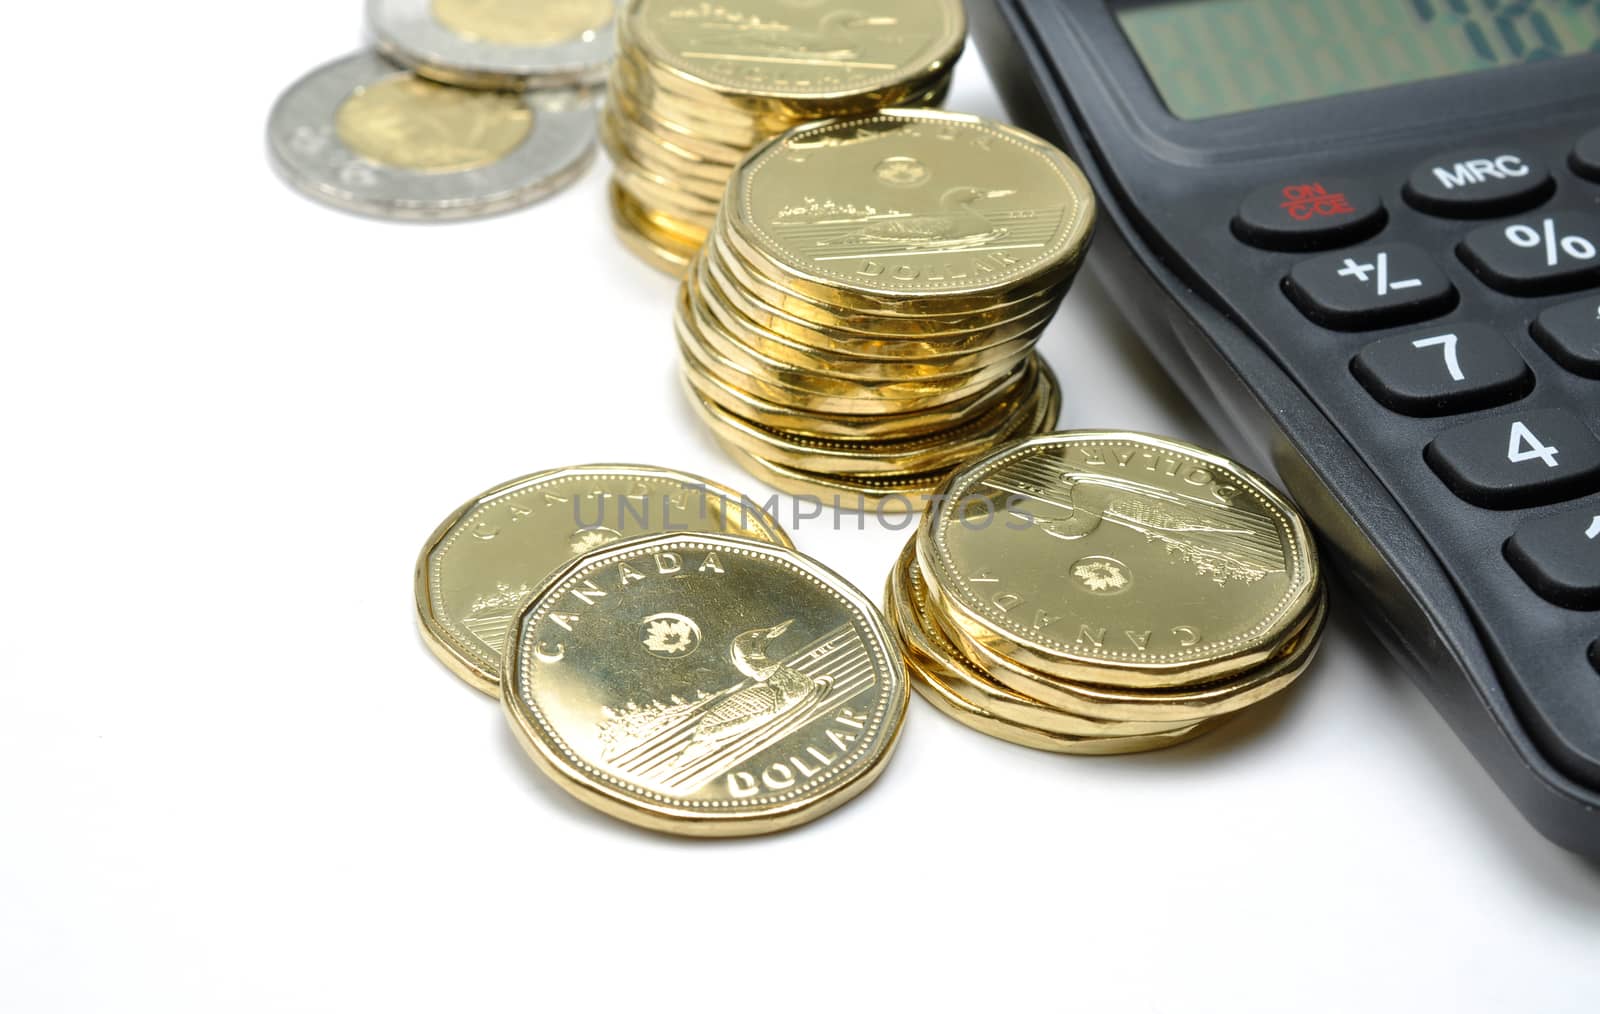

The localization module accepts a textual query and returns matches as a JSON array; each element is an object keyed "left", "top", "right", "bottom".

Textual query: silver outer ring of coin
[
  {"left": 368, "top": 0, "right": 615, "bottom": 90},
  {"left": 267, "top": 52, "right": 597, "bottom": 222}
]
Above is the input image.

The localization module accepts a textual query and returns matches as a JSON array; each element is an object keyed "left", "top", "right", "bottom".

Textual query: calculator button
[
  {"left": 1233, "top": 177, "right": 1384, "bottom": 251},
  {"left": 1351, "top": 324, "right": 1532, "bottom": 416},
  {"left": 1284, "top": 243, "right": 1456, "bottom": 330},
  {"left": 1531, "top": 297, "right": 1600, "bottom": 379},
  {"left": 1405, "top": 149, "right": 1553, "bottom": 218},
  {"left": 1459, "top": 212, "right": 1600, "bottom": 296},
  {"left": 1425, "top": 409, "right": 1600, "bottom": 509},
  {"left": 1574, "top": 128, "right": 1600, "bottom": 182},
  {"left": 1505, "top": 507, "right": 1600, "bottom": 609}
]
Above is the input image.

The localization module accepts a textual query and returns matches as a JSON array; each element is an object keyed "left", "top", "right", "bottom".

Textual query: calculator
[{"left": 969, "top": 0, "right": 1600, "bottom": 856}]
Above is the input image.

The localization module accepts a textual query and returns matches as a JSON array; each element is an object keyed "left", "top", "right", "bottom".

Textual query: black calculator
[{"left": 970, "top": 0, "right": 1600, "bottom": 856}]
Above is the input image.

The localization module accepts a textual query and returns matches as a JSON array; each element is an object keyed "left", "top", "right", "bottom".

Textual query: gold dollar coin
[
  {"left": 885, "top": 544, "right": 1206, "bottom": 740},
  {"left": 726, "top": 109, "right": 1095, "bottom": 311},
  {"left": 416, "top": 465, "right": 791, "bottom": 697},
  {"left": 919, "top": 432, "right": 1322, "bottom": 689},
  {"left": 502, "top": 533, "right": 909, "bottom": 836},
  {"left": 626, "top": 0, "right": 965, "bottom": 104}
]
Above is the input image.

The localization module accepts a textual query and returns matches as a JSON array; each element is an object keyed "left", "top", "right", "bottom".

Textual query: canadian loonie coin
[
  {"left": 911, "top": 549, "right": 1328, "bottom": 725},
  {"left": 885, "top": 545, "right": 1209, "bottom": 740},
  {"left": 269, "top": 52, "right": 596, "bottom": 220},
  {"left": 609, "top": 181, "right": 699, "bottom": 276},
  {"left": 416, "top": 465, "right": 790, "bottom": 696},
  {"left": 369, "top": 0, "right": 617, "bottom": 90},
  {"left": 626, "top": 0, "right": 964, "bottom": 106},
  {"left": 502, "top": 533, "right": 908, "bottom": 836},
  {"left": 920, "top": 432, "right": 1322, "bottom": 689},
  {"left": 725, "top": 110, "right": 1095, "bottom": 312}
]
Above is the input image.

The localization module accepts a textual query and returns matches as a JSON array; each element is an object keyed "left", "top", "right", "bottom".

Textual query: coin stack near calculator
[
  {"left": 269, "top": 1, "right": 612, "bottom": 220},
  {"left": 677, "top": 109, "right": 1096, "bottom": 508},
  {"left": 604, "top": 0, "right": 967, "bottom": 274},
  {"left": 886, "top": 432, "right": 1328, "bottom": 754}
]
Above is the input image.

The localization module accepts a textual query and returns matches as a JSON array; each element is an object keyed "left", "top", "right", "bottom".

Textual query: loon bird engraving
[
  {"left": 823, "top": 187, "right": 1016, "bottom": 249},
  {"left": 689, "top": 10, "right": 898, "bottom": 61},
  {"left": 673, "top": 620, "right": 828, "bottom": 764}
]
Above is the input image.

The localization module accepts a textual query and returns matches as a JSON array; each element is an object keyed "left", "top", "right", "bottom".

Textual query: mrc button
[
  {"left": 1233, "top": 177, "right": 1385, "bottom": 251},
  {"left": 1405, "top": 148, "right": 1553, "bottom": 217}
]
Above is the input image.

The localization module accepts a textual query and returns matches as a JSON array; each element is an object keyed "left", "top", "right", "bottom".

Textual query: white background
[{"left": 4, "top": 2, "right": 1599, "bottom": 1010}]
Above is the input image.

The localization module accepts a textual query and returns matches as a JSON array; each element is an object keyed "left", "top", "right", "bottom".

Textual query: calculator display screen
[{"left": 1116, "top": 0, "right": 1600, "bottom": 120}]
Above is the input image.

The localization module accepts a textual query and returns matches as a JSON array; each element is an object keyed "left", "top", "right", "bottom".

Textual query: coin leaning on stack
[
  {"left": 270, "top": 1, "right": 611, "bottom": 220},
  {"left": 415, "top": 464, "right": 908, "bottom": 836},
  {"left": 887, "top": 432, "right": 1328, "bottom": 753},
  {"left": 604, "top": 0, "right": 966, "bottom": 274},
  {"left": 678, "top": 109, "right": 1096, "bottom": 509}
]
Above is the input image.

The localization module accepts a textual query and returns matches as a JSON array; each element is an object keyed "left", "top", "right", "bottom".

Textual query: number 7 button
[{"left": 1426, "top": 409, "right": 1600, "bottom": 509}]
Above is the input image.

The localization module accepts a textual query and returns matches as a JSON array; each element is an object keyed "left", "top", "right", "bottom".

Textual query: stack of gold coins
[
  {"left": 886, "top": 432, "right": 1328, "bottom": 754},
  {"left": 677, "top": 109, "right": 1096, "bottom": 509},
  {"left": 603, "top": 0, "right": 967, "bottom": 275}
]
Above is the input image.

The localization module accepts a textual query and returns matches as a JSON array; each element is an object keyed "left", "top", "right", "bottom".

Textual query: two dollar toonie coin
[
  {"left": 369, "top": 0, "right": 618, "bottom": 90},
  {"left": 269, "top": 52, "right": 597, "bottom": 221}
]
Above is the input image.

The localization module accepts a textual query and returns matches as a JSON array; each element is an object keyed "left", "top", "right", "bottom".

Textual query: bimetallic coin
[
  {"left": 416, "top": 465, "right": 791, "bottom": 696},
  {"left": 270, "top": 53, "right": 596, "bottom": 220},
  {"left": 503, "top": 534, "right": 909, "bottom": 836},
  {"left": 885, "top": 546, "right": 1203, "bottom": 740},
  {"left": 370, "top": 0, "right": 617, "bottom": 89},
  {"left": 626, "top": 0, "right": 965, "bottom": 105},
  {"left": 920, "top": 432, "right": 1322, "bottom": 689},
  {"left": 916, "top": 553, "right": 1329, "bottom": 725},
  {"left": 727, "top": 110, "right": 1096, "bottom": 310}
]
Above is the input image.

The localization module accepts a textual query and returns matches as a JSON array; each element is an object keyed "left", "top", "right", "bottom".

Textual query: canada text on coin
[
  {"left": 920, "top": 432, "right": 1320, "bottom": 683},
  {"left": 416, "top": 465, "right": 790, "bottom": 696},
  {"left": 503, "top": 534, "right": 908, "bottom": 835}
]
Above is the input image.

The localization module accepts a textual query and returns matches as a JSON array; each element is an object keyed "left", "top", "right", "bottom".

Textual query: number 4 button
[
  {"left": 1352, "top": 323, "right": 1533, "bottom": 415},
  {"left": 1426, "top": 409, "right": 1600, "bottom": 508}
]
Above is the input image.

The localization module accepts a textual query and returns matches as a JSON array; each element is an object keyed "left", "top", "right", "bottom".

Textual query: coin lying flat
[
  {"left": 503, "top": 533, "right": 909, "bottom": 836},
  {"left": 416, "top": 465, "right": 790, "bottom": 696},
  {"left": 269, "top": 52, "right": 596, "bottom": 220},
  {"left": 920, "top": 432, "right": 1322, "bottom": 689},
  {"left": 369, "top": 0, "right": 616, "bottom": 89}
]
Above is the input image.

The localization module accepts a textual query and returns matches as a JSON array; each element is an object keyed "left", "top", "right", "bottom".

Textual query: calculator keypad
[
  {"left": 1404, "top": 148, "right": 1553, "bottom": 218},
  {"left": 1458, "top": 211, "right": 1600, "bottom": 296},
  {"left": 1532, "top": 297, "right": 1600, "bottom": 378},
  {"left": 1284, "top": 242, "right": 1456, "bottom": 329},
  {"left": 1425, "top": 410, "right": 1600, "bottom": 510},
  {"left": 1350, "top": 324, "right": 1532, "bottom": 416},
  {"left": 1505, "top": 507, "right": 1600, "bottom": 610}
]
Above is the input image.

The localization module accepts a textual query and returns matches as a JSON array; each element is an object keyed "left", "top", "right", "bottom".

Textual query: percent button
[{"left": 1459, "top": 211, "right": 1600, "bottom": 296}]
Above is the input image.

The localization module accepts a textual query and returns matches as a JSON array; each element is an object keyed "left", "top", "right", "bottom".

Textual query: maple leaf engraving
[
  {"left": 643, "top": 618, "right": 696, "bottom": 655},
  {"left": 1074, "top": 561, "right": 1128, "bottom": 592}
]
